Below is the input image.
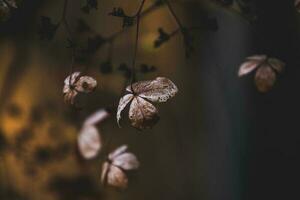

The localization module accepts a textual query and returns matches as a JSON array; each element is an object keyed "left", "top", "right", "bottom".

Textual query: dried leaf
[
  {"left": 63, "top": 89, "right": 77, "bottom": 105},
  {"left": 108, "top": 145, "right": 140, "bottom": 170},
  {"left": 83, "top": 109, "right": 110, "bottom": 127},
  {"left": 255, "top": 65, "right": 276, "bottom": 93},
  {"left": 64, "top": 72, "right": 81, "bottom": 86},
  {"left": 268, "top": 58, "right": 285, "bottom": 73},
  {"left": 238, "top": 60, "right": 260, "bottom": 77},
  {"left": 111, "top": 152, "right": 140, "bottom": 170},
  {"left": 154, "top": 28, "right": 170, "bottom": 48},
  {"left": 109, "top": 7, "right": 135, "bottom": 28},
  {"left": 101, "top": 145, "right": 139, "bottom": 189},
  {"left": 77, "top": 125, "right": 102, "bottom": 159},
  {"left": 246, "top": 55, "right": 267, "bottom": 61},
  {"left": 127, "top": 77, "right": 178, "bottom": 103},
  {"left": 105, "top": 164, "right": 128, "bottom": 189},
  {"left": 117, "top": 94, "right": 134, "bottom": 127},
  {"left": 129, "top": 96, "right": 159, "bottom": 129},
  {"left": 108, "top": 145, "right": 128, "bottom": 160}
]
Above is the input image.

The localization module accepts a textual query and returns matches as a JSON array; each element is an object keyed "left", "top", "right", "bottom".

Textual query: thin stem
[
  {"left": 130, "top": 0, "right": 147, "bottom": 85},
  {"left": 163, "top": 0, "right": 185, "bottom": 33},
  {"left": 59, "top": 0, "right": 76, "bottom": 84},
  {"left": 106, "top": 0, "right": 159, "bottom": 43}
]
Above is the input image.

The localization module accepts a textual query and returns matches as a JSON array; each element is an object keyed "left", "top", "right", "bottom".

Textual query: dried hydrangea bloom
[
  {"left": 238, "top": 55, "right": 285, "bottom": 93},
  {"left": 77, "top": 125, "right": 102, "bottom": 159},
  {"left": 63, "top": 72, "right": 97, "bottom": 105},
  {"left": 117, "top": 77, "right": 178, "bottom": 129},
  {"left": 101, "top": 145, "right": 140, "bottom": 189}
]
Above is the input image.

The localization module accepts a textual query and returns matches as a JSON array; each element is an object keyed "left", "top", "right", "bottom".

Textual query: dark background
[{"left": 1, "top": 0, "right": 300, "bottom": 200}]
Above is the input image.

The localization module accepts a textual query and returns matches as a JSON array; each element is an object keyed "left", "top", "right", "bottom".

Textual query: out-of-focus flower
[
  {"left": 238, "top": 55, "right": 285, "bottom": 92},
  {"left": 77, "top": 125, "right": 102, "bottom": 160},
  {"left": 77, "top": 109, "right": 110, "bottom": 159},
  {"left": 101, "top": 145, "right": 140, "bottom": 189}
]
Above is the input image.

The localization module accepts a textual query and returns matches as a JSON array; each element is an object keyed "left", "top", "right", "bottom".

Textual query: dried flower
[
  {"left": 77, "top": 125, "right": 102, "bottom": 160},
  {"left": 117, "top": 77, "right": 178, "bottom": 129},
  {"left": 63, "top": 72, "right": 97, "bottom": 105},
  {"left": 101, "top": 145, "right": 140, "bottom": 189},
  {"left": 238, "top": 55, "right": 285, "bottom": 92}
]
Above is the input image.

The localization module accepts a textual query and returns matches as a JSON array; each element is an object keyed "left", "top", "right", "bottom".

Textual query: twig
[
  {"left": 130, "top": 0, "right": 147, "bottom": 85},
  {"left": 163, "top": 0, "right": 185, "bottom": 33},
  {"left": 106, "top": 0, "right": 162, "bottom": 43}
]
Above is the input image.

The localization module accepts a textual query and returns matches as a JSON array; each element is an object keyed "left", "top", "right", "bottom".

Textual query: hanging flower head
[
  {"left": 238, "top": 55, "right": 285, "bottom": 92},
  {"left": 101, "top": 145, "right": 140, "bottom": 189},
  {"left": 63, "top": 72, "right": 97, "bottom": 105},
  {"left": 117, "top": 77, "right": 178, "bottom": 129}
]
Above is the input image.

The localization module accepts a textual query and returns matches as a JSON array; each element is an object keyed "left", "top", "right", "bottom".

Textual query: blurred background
[{"left": 1, "top": 0, "right": 300, "bottom": 200}]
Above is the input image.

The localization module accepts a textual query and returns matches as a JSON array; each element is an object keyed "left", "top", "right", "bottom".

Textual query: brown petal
[
  {"left": 77, "top": 125, "right": 102, "bottom": 159},
  {"left": 255, "top": 65, "right": 276, "bottom": 93},
  {"left": 83, "top": 109, "right": 110, "bottom": 126},
  {"left": 64, "top": 72, "right": 81, "bottom": 86},
  {"left": 126, "top": 80, "right": 152, "bottom": 93},
  {"left": 238, "top": 60, "right": 260, "bottom": 77},
  {"left": 63, "top": 84, "right": 70, "bottom": 94},
  {"left": 129, "top": 96, "right": 159, "bottom": 129},
  {"left": 117, "top": 94, "right": 134, "bottom": 127},
  {"left": 64, "top": 90, "right": 78, "bottom": 105},
  {"left": 109, "top": 145, "right": 128, "bottom": 160},
  {"left": 75, "top": 76, "right": 97, "bottom": 93},
  {"left": 268, "top": 57, "right": 285, "bottom": 73},
  {"left": 107, "top": 164, "right": 128, "bottom": 189},
  {"left": 127, "top": 77, "right": 178, "bottom": 103},
  {"left": 246, "top": 55, "right": 267, "bottom": 61},
  {"left": 101, "top": 162, "right": 110, "bottom": 185},
  {"left": 112, "top": 152, "right": 140, "bottom": 170}
]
